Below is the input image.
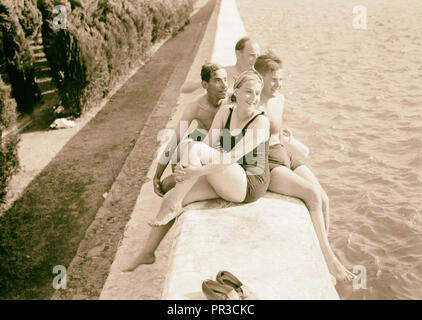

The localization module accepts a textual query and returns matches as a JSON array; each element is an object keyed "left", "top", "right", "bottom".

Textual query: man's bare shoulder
[
  {"left": 191, "top": 92, "right": 208, "bottom": 107},
  {"left": 182, "top": 93, "right": 207, "bottom": 117},
  {"left": 196, "top": 92, "right": 208, "bottom": 103},
  {"left": 270, "top": 94, "right": 285, "bottom": 104},
  {"left": 267, "top": 94, "right": 285, "bottom": 109},
  {"left": 224, "top": 65, "right": 236, "bottom": 71}
]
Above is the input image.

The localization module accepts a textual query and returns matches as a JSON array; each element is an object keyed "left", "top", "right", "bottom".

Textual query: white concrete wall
[
  {"left": 162, "top": 195, "right": 339, "bottom": 300},
  {"left": 210, "top": 0, "right": 247, "bottom": 66}
]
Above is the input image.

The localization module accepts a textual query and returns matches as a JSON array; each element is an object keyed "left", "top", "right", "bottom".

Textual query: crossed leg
[
  {"left": 268, "top": 165, "right": 354, "bottom": 282},
  {"left": 122, "top": 141, "right": 248, "bottom": 271}
]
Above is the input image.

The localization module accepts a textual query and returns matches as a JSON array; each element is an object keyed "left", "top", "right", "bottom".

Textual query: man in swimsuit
[
  {"left": 153, "top": 63, "right": 228, "bottom": 197},
  {"left": 254, "top": 52, "right": 355, "bottom": 282},
  {"left": 225, "top": 37, "right": 260, "bottom": 88},
  {"left": 180, "top": 37, "right": 260, "bottom": 93}
]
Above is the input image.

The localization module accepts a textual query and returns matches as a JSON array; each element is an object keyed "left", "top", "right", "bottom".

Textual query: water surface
[{"left": 237, "top": 0, "right": 422, "bottom": 299}]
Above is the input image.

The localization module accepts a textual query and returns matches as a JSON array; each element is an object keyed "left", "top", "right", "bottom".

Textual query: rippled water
[{"left": 237, "top": 0, "right": 422, "bottom": 299}]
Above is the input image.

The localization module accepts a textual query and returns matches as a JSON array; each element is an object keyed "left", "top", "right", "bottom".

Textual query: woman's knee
[
  {"left": 179, "top": 141, "right": 203, "bottom": 167},
  {"left": 222, "top": 192, "right": 245, "bottom": 203},
  {"left": 207, "top": 165, "right": 247, "bottom": 202}
]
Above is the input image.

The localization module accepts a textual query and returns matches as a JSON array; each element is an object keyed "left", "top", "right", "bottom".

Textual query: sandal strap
[
  {"left": 202, "top": 280, "right": 241, "bottom": 300},
  {"left": 237, "top": 285, "right": 250, "bottom": 299},
  {"left": 226, "top": 289, "right": 240, "bottom": 300}
]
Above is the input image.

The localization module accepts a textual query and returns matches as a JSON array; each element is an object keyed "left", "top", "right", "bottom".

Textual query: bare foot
[
  {"left": 327, "top": 258, "right": 355, "bottom": 282},
  {"left": 149, "top": 199, "right": 183, "bottom": 227},
  {"left": 121, "top": 252, "right": 155, "bottom": 272}
]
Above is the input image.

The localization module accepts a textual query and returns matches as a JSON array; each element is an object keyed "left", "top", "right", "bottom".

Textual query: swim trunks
[{"left": 268, "top": 143, "right": 303, "bottom": 171}]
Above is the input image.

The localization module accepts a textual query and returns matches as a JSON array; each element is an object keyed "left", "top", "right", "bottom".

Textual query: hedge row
[
  {"left": 0, "top": 0, "right": 193, "bottom": 204},
  {"left": 0, "top": 0, "right": 41, "bottom": 114},
  {"left": 14, "top": 0, "right": 42, "bottom": 39},
  {"left": 0, "top": 75, "right": 19, "bottom": 206},
  {"left": 39, "top": 0, "right": 194, "bottom": 116}
]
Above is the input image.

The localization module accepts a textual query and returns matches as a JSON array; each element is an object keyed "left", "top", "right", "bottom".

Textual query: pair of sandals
[{"left": 202, "top": 270, "right": 255, "bottom": 300}]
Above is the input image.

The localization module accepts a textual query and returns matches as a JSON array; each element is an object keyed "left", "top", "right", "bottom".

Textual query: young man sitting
[
  {"left": 153, "top": 63, "right": 229, "bottom": 197},
  {"left": 255, "top": 52, "right": 355, "bottom": 282}
]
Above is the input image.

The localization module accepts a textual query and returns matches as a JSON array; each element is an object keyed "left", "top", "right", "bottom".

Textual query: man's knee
[
  {"left": 270, "top": 165, "right": 291, "bottom": 181},
  {"left": 305, "top": 184, "right": 322, "bottom": 210}
]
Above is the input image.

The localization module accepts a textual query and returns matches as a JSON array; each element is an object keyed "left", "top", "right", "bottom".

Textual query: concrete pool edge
[{"left": 100, "top": 0, "right": 339, "bottom": 300}]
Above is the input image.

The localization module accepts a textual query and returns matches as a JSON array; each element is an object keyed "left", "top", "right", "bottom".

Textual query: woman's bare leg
[
  {"left": 152, "top": 141, "right": 247, "bottom": 224},
  {"left": 122, "top": 142, "right": 247, "bottom": 271},
  {"left": 294, "top": 165, "right": 330, "bottom": 233},
  {"left": 122, "top": 220, "right": 175, "bottom": 270},
  {"left": 121, "top": 167, "right": 246, "bottom": 272},
  {"left": 268, "top": 166, "right": 354, "bottom": 281},
  {"left": 121, "top": 175, "right": 219, "bottom": 271}
]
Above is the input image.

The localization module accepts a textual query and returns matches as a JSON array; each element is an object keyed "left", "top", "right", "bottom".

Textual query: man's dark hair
[
  {"left": 254, "top": 50, "right": 283, "bottom": 75},
  {"left": 201, "top": 63, "right": 223, "bottom": 82},
  {"left": 235, "top": 37, "right": 251, "bottom": 52}
]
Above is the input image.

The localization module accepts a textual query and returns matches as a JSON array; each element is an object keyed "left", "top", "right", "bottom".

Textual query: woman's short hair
[
  {"left": 254, "top": 50, "right": 283, "bottom": 75},
  {"left": 201, "top": 63, "right": 224, "bottom": 83},
  {"left": 231, "top": 69, "right": 264, "bottom": 102}
]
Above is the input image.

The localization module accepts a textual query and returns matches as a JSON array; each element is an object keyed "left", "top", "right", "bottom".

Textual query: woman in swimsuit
[{"left": 123, "top": 69, "right": 270, "bottom": 270}]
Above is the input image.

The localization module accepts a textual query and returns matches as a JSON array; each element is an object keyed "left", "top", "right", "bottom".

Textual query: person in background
[
  {"left": 225, "top": 37, "right": 260, "bottom": 88},
  {"left": 181, "top": 37, "right": 260, "bottom": 93}
]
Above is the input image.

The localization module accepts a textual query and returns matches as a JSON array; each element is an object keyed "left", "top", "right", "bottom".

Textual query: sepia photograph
[{"left": 0, "top": 0, "right": 421, "bottom": 305}]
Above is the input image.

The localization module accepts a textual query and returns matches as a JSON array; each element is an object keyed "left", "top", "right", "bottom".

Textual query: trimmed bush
[
  {"left": 38, "top": 0, "right": 194, "bottom": 116},
  {"left": 0, "top": 0, "right": 40, "bottom": 114},
  {"left": 15, "top": 0, "right": 42, "bottom": 38},
  {"left": 0, "top": 75, "right": 17, "bottom": 130},
  {"left": 0, "top": 75, "right": 19, "bottom": 206}
]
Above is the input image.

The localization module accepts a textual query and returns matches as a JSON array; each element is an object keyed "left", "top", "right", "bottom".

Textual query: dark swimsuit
[
  {"left": 188, "top": 128, "right": 207, "bottom": 142},
  {"left": 219, "top": 107, "right": 270, "bottom": 203}
]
